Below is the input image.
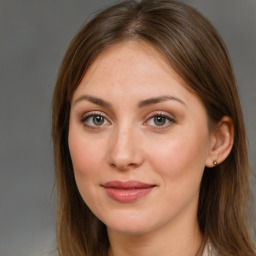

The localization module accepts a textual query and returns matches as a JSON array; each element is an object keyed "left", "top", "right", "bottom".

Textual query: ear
[{"left": 205, "top": 116, "right": 234, "bottom": 168}]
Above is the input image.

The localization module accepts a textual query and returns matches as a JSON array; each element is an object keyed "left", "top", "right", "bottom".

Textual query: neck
[{"left": 107, "top": 210, "right": 203, "bottom": 256}]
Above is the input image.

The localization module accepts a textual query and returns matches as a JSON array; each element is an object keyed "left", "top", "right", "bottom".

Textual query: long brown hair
[{"left": 52, "top": 1, "right": 255, "bottom": 255}]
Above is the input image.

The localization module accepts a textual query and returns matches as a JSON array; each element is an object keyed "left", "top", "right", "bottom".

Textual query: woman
[{"left": 52, "top": 0, "right": 255, "bottom": 255}]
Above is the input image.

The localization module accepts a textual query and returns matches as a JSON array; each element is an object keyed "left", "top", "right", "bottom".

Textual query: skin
[{"left": 68, "top": 41, "right": 233, "bottom": 256}]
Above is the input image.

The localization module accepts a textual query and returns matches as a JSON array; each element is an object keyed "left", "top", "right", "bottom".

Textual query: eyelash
[
  {"left": 80, "top": 111, "right": 176, "bottom": 129},
  {"left": 81, "top": 111, "right": 110, "bottom": 129},
  {"left": 144, "top": 112, "right": 176, "bottom": 129}
]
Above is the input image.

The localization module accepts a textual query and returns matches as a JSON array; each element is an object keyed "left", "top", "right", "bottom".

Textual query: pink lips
[{"left": 101, "top": 180, "right": 156, "bottom": 203}]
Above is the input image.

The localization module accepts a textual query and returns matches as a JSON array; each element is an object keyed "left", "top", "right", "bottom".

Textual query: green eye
[
  {"left": 93, "top": 115, "right": 105, "bottom": 125},
  {"left": 147, "top": 114, "right": 175, "bottom": 128},
  {"left": 81, "top": 113, "right": 110, "bottom": 127},
  {"left": 154, "top": 116, "right": 167, "bottom": 126}
]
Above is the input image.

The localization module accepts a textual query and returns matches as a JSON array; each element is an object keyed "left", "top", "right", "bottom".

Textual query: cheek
[
  {"left": 68, "top": 131, "right": 104, "bottom": 207},
  {"left": 68, "top": 130, "right": 104, "bottom": 194},
  {"left": 68, "top": 130, "right": 103, "bottom": 175},
  {"left": 146, "top": 128, "right": 210, "bottom": 184}
]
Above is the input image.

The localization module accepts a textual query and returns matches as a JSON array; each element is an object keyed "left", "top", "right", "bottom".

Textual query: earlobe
[{"left": 205, "top": 116, "right": 234, "bottom": 168}]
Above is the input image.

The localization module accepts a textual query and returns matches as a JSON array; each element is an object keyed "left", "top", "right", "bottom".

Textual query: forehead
[
  {"left": 72, "top": 40, "right": 188, "bottom": 98},
  {"left": 71, "top": 40, "right": 209, "bottom": 128}
]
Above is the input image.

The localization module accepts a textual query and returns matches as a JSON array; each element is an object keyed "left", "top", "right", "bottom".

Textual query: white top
[{"left": 202, "top": 242, "right": 215, "bottom": 256}]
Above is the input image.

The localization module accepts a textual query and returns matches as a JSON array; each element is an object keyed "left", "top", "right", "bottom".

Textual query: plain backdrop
[{"left": 0, "top": 1, "right": 255, "bottom": 256}]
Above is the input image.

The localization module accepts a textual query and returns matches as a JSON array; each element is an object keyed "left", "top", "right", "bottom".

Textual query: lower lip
[{"left": 103, "top": 187, "right": 155, "bottom": 203}]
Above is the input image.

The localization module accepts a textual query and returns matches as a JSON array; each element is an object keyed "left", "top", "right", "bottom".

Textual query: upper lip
[{"left": 101, "top": 180, "right": 156, "bottom": 189}]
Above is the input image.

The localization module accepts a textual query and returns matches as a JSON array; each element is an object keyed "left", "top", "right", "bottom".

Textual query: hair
[{"left": 52, "top": 0, "right": 255, "bottom": 255}]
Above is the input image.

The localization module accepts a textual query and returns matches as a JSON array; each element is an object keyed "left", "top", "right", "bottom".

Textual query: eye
[
  {"left": 81, "top": 113, "right": 110, "bottom": 128},
  {"left": 146, "top": 114, "right": 175, "bottom": 128},
  {"left": 153, "top": 116, "right": 168, "bottom": 126}
]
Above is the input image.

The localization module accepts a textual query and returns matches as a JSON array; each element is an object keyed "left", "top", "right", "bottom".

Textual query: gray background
[{"left": 0, "top": 1, "right": 255, "bottom": 256}]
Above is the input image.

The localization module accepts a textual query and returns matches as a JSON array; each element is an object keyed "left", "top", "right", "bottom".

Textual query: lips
[{"left": 101, "top": 180, "right": 156, "bottom": 203}]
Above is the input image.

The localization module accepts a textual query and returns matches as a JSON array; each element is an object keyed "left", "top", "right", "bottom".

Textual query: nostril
[
  {"left": 109, "top": 161, "right": 138, "bottom": 170},
  {"left": 108, "top": 129, "right": 144, "bottom": 170}
]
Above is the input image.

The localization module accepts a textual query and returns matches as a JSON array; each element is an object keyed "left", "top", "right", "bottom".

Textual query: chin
[
  {"left": 102, "top": 211, "right": 157, "bottom": 235},
  {"left": 107, "top": 223, "right": 151, "bottom": 236}
]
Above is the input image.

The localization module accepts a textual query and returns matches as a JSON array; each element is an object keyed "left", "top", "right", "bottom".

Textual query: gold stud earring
[{"left": 213, "top": 160, "right": 217, "bottom": 165}]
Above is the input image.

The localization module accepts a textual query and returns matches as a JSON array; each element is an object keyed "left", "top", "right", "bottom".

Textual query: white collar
[{"left": 202, "top": 241, "right": 215, "bottom": 256}]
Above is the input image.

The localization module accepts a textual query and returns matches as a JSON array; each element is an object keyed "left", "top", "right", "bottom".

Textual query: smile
[{"left": 101, "top": 180, "right": 156, "bottom": 203}]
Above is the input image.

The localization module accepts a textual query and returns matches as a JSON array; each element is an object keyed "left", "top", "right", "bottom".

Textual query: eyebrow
[
  {"left": 138, "top": 95, "right": 186, "bottom": 108},
  {"left": 73, "top": 95, "right": 186, "bottom": 108},
  {"left": 73, "top": 95, "right": 112, "bottom": 108}
]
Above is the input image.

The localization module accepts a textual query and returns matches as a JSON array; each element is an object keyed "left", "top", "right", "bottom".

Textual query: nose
[{"left": 108, "top": 125, "right": 144, "bottom": 170}]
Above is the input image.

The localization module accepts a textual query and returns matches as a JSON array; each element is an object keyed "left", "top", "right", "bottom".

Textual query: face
[{"left": 68, "top": 41, "right": 214, "bottom": 236}]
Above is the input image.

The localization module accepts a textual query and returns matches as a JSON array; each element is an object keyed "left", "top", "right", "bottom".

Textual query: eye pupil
[
  {"left": 154, "top": 116, "right": 166, "bottom": 126},
  {"left": 93, "top": 115, "right": 104, "bottom": 125}
]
